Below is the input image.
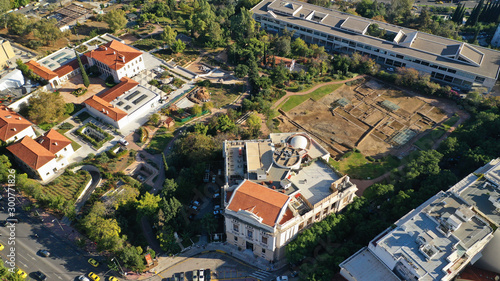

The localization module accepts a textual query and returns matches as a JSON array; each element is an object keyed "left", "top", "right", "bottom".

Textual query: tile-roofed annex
[
  {"left": 7, "top": 136, "right": 55, "bottom": 170},
  {"left": 83, "top": 95, "right": 127, "bottom": 121},
  {"left": 252, "top": 0, "right": 500, "bottom": 90},
  {"left": 53, "top": 56, "right": 87, "bottom": 77},
  {"left": 25, "top": 60, "right": 58, "bottom": 80},
  {"left": 36, "top": 129, "right": 72, "bottom": 154},
  {"left": 99, "top": 77, "right": 140, "bottom": 102},
  {"left": 84, "top": 40, "right": 142, "bottom": 71},
  {"left": 227, "top": 180, "right": 290, "bottom": 227},
  {"left": 0, "top": 105, "right": 32, "bottom": 142}
]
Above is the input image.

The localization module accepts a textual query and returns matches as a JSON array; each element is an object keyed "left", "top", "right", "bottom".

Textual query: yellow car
[
  {"left": 0, "top": 243, "right": 4, "bottom": 251},
  {"left": 108, "top": 277, "right": 119, "bottom": 281},
  {"left": 16, "top": 269, "right": 27, "bottom": 279},
  {"left": 88, "top": 272, "right": 100, "bottom": 281}
]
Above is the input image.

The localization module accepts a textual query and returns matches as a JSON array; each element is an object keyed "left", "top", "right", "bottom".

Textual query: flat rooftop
[
  {"left": 289, "top": 160, "right": 339, "bottom": 205},
  {"left": 378, "top": 193, "right": 492, "bottom": 280},
  {"left": 246, "top": 140, "right": 273, "bottom": 171},
  {"left": 340, "top": 248, "right": 400, "bottom": 281},
  {"left": 252, "top": 0, "right": 500, "bottom": 79},
  {"left": 111, "top": 84, "right": 158, "bottom": 115},
  {"left": 38, "top": 48, "right": 76, "bottom": 71}
]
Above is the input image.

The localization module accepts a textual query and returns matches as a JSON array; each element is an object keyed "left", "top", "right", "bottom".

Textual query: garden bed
[
  {"left": 146, "top": 127, "right": 174, "bottom": 154},
  {"left": 76, "top": 123, "right": 113, "bottom": 148},
  {"left": 43, "top": 170, "right": 91, "bottom": 200}
]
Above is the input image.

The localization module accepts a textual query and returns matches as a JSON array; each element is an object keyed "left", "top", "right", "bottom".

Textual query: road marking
[
  {"left": 26, "top": 254, "right": 36, "bottom": 260},
  {"left": 56, "top": 274, "right": 63, "bottom": 279}
]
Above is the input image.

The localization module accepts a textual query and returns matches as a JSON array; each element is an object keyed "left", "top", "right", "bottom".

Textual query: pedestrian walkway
[
  {"left": 136, "top": 242, "right": 287, "bottom": 281},
  {"left": 248, "top": 270, "right": 272, "bottom": 280}
]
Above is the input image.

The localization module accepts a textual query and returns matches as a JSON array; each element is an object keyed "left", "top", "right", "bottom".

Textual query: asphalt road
[{"left": 0, "top": 199, "right": 110, "bottom": 281}]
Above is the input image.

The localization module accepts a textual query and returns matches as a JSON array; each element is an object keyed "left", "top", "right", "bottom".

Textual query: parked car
[
  {"left": 192, "top": 270, "right": 198, "bottom": 281},
  {"left": 118, "top": 138, "right": 129, "bottom": 146},
  {"left": 88, "top": 258, "right": 99, "bottom": 267},
  {"left": 79, "top": 275, "right": 90, "bottom": 281},
  {"left": 88, "top": 272, "right": 100, "bottom": 281},
  {"left": 213, "top": 192, "right": 220, "bottom": 199},
  {"left": 191, "top": 200, "right": 201, "bottom": 206},
  {"left": 276, "top": 276, "right": 289, "bottom": 281},
  {"left": 16, "top": 269, "right": 27, "bottom": 279},
  {"left": 191, "top": 205, "right": 199, "bottom": 212},
  {"left": 199, "top": 269, "right": 204, "bottom": 281},
  {"left": 38, "top": 249, "right": 50, "bottom": 257},
  {"left": 214, "top": 205, "right": 221, "bottom": 210},
  {"left": 214, "top": 209, "right": 222, "bottom": 215},
  {"left": 386, "top": 67, "right": 395, "bottom": 72},
  {"left": 33, "top": 271, "right": 47, "bottom": 281}
]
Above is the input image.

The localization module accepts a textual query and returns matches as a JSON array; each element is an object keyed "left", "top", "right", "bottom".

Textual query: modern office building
[
  {"left": 223, "top": 133, "right": 358, "bottom": 261},
  {"left": 251, "top": 0, "right": 500, "bottom": 91},
  {"left": 340, "top": 158, "right": 500, "bottom": 281}
]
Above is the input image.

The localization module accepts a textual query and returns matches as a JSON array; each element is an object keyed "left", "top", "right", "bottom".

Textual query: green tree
[
  {"left": 108, "top": 185, "right": 139, "bottom": 209},
  {"left": 291, "top": 37, "right": 310, "bottom": 57},
  {"left": 161, "top": 25, "right": 177, "bottom": 46},
  {"left": 136, "top": 192, "right": 161, "bottom": 218},
  {"left": 171, "top": 39, "right": 186, "bottom": 53},
  {"left": 202, "top": 101, "right": 213, "bottom": 111},
  {"left": 161, "top": 178, "right": 178, "bottom": 198},
  {"left": 33, "top": 18, "right": 63, "bottom": 46},
  {"left": 149, "top": 113, "right": 160, "bottom": 126},
  {"left": 216, "top": 114, "right": 235, "bottom": 132},
  {"left": 104, "top": 9, "right": 127, "bottom": 33},
  {"left": 364, "top": 183, "right": 394, "bottom": 200},
  {"left": 193, "top": 122, "right": 208, "bottom": 135},
  {"left": 0, "top": 155, "right": 12, "bottom": 183},
  {"left": 234, "top": 64, "right": 249, "bottom": 78},
  {"left": 7, "top": 13, "right": 31, "bottom": 35},
  {"left": 246, "top": 113, "right": 261, "bottom": 135},
  {"left": 230, "top": 7, "right": 256, "bottom": 41},
  {"left": 466, "top": 0, "right": 484, "bottom": 26},
  {"left": 0, "top": 0, "right": 10, "bottom": 13},
  {"left": 191, "top": 104, "right": 202, "bottom": 116},
  {"left": 75, "top": 50, "right": 89, "bottom": 88},
  {"left": 28, "top": 92, "right": 65, "bottom": 124},
  {"left": 118, "top": 246, "right": 146, "bottom": 272}
]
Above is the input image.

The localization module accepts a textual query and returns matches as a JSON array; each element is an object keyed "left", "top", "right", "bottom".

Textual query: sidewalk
[{"left": 135, "top": 242, "right": 288, "bottom": 280}]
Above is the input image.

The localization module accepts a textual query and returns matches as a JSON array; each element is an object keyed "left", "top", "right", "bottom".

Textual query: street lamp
[
  {"left": 111, "top": 257, "right": 125, "bottom": 276},
  {"left": 51, "top": 219, "right": 64, "bottom": 232}
]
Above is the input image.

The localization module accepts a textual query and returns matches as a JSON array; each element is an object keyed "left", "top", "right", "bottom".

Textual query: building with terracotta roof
[
  {"left": 25, "top": 47, "right": 87, "bottom": 89},
  {"left": 83, "top": 77, "right": 160, "bottom": 130},
  {"left": 7, "top": 129, "right": 74, "bottom": 181},
  {"left": 0, "top": 105, "right": 35, "bottom": 143},
  {"left": 223, "top": 133, "right": 358, "bottom": 261},
  {"left": 339, "top": 158, "right": 500, "bottom": 281},
  {"left": 84, "top": 40, "right": 145, "bottom": 83}
]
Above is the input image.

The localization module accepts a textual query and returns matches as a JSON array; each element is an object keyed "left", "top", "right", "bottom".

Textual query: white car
[
  {"left": 276, "top": 276, "right": 288, "bottom": 281},
  {"left": 119, "top": 138, "right": 129, "bottom": 146},
  {"left": 79, "top": 275, "right": 90, "bottom": 281},
  {"left": 199, "top": 269, "right": 204, "bottom": 281}
]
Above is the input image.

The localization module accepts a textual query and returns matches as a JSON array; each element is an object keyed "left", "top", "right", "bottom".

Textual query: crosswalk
[{"left": 248, "top": 270, "right": 272, "bottom": 281}]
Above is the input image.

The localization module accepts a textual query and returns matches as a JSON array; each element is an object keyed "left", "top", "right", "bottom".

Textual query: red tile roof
[
  {"left": 262, "top": 56, "right": 294, "bottom": 68},
  {"left": 25, "top": 60, "right": 58, "bottom": 80},
  {"left": 7, "top": 136, "right": 55, "bottom": 170},
  {"left": 84, "top": 95, "right": 127, "bottom": 121},
  {"left": 0, "top": 106, "right": 32, "bottom": 142},
  {"left": 279, "top": 207, "right": 294, "bottom": 225},
  {"left": 227, "top": 180, "right": 289, "bottom": 227},
  {"left": 36, "top": 129, "right": 72, "bottom": 154},
  {"left": 99, "top": 77, "right": 139, "bottom": 102},
  {"left": 54, "top": 58, "right": 78, "bottom": 77},
  {"left": 84, "top": 40, "right": 142, "bottom": 71}
]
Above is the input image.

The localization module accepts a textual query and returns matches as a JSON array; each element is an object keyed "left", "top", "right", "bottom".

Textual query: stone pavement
[{"left": 133, "top": 242, "right": 287, "bottom": 281}]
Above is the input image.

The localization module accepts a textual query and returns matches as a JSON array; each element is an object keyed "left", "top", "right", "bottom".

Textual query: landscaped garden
[
  {"left": 205, "top": 83, "right": 244, "bottom": 108},
  {"left": 76, "top": 123, "right": 113, "bottom": 148},
  {"left": 414, "top": 114, "right": 460, "bottom": 150},
  {"left": 146, "top": 127, "right": 174, "bottom": 154},
  {"left": 43, "top": 170, "right": 91, "bottom": 200}
]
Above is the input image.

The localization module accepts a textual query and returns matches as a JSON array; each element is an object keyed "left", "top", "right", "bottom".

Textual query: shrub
[{"left": 366, "top": 156, "right": 375, "bottom": 162}]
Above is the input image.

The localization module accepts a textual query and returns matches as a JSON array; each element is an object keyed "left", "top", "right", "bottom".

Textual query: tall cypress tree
[
  {"left": 75, "top": 50, "right": 89, "bottom": 88},
  {"left": 466, "top": 0, "right": 484, "bottom": 26}
]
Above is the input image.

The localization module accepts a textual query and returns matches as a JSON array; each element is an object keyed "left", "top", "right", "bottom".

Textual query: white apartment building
[
  {"left": 0, "top": 105, "right": 36, "bottom": 144},
  {"left": 84, "top": 40, "right": 145, "bottom": 83},
  {"left": 7, "top": 129, "right": 74, "bottom": 182},
  {"left": 340, "top": 158, "right": 500, "bottom": 281},
  {"left": 251, "top": 0, "right": 500, "bottom": 91},
  {"left": 491, "top": 24, "right": 500, "bottom": 47},
  {"left": 223, "top": 133, "right": 358, "bottom": 261}
]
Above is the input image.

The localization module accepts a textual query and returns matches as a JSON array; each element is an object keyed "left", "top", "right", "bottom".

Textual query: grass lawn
[
  {"left": 280, "top": 83, "right": 343, "bottom": 112},
  {"left": 146, "top": 127, "right": 174, "bottom": 154},
  {"left": 414, "top": 127, "right": 446, "bottom": 150},
  {"left": 56, "top": 129, "right": 82, "bottom": 151},
  {"left": 44, "top": 170, "right": 91, "bottom": 200},
  {"left": 208, "top": 83, "right": 244, "bottom": 108},
  {"left": 329, "top": 152, "right": 400, "bottom": 179},
  {"left": 442, "top": 115, "right": 460, "bottom": 129},
  {"left": 74, "top": 111, "right": 91, "bottom": 123}
]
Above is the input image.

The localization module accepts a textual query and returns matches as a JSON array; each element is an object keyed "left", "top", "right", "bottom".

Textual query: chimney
[
  {"left": 12, "top": 128, "right": 16, "bottom": 131},
  {"left": 122, "top": 57, "right": 125, "bottom": 63},
  {"left": 104, "top": 46, "right": 107, "bottom": 50},
  {"left": 113, "top": 51, "right": 116, "bottom": 55},
  {"left": 102, "top": 108, "right": 106, "bottom": 112},
  {"left": 5, "top": 115, "right": 11, "bottom": 118},
  {"left": 106, "top": 110, "right": 109, "bottom": 114},
  {"left": 54, "top": 142, "right": 58, "bottom": 146}
]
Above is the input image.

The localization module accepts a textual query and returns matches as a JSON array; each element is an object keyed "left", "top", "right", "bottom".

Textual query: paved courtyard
[{"left": 58, "top": 76, "right": 108, "bottom": 103}]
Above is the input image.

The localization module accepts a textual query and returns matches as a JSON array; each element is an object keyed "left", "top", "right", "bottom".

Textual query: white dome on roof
[{"left": 290, "top": 135, "right": 308, "bottom": 150}]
